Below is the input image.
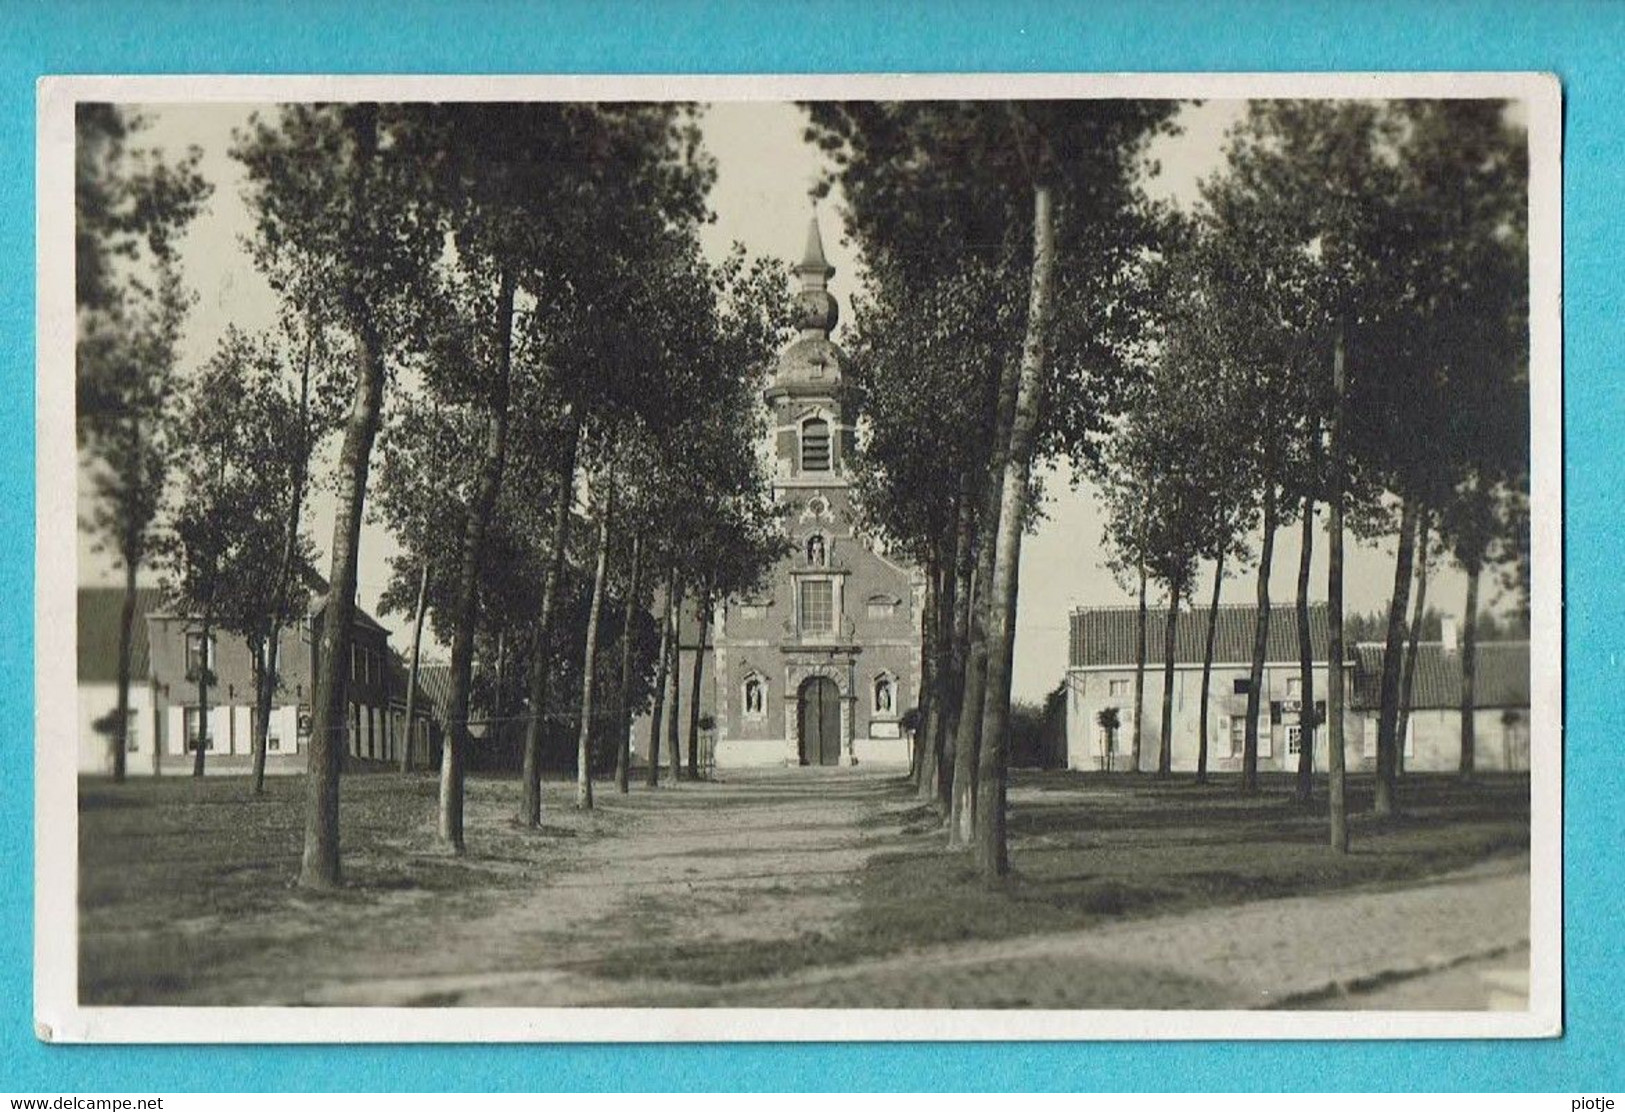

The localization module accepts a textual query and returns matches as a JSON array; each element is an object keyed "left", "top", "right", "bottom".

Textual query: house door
[{"left": 798, "top": 676, "right": 843, "bottom": 766}]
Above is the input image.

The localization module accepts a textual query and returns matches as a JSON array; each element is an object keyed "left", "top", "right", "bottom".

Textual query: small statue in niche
[{"left": 807, "top": 533, "right": 826, "bottom": 567}]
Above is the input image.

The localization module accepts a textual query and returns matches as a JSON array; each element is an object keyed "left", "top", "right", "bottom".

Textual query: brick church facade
[{"left": 638, "top": 217, "right": 923, "bottom": 770}]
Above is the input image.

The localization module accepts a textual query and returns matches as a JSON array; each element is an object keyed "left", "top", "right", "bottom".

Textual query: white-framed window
[
  {"left": 1286, "top": 724, "right": 1304, "bottom": 755},
  {"left": 1108, "top": 678, "right": 1130, "bottom": 698},
  {"left": 800, "top": 417, "right": 831, "bottom": 472},
  {"left": 183, "top": 706, "right": 212, "bottom": 752},
  {"left": 799, "top": 579, "right": 834, "bottom": 634},
  {"left": 872, "top": 673, "right": 896, "bottom": 716},
  {"left": 742, "top": 673, "right": 768, "bottom": 719},
  {"left": 184, "top": 632, "right": 214, "bottom": 678}
]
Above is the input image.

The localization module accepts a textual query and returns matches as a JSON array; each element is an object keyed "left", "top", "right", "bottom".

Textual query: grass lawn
[{"left": 77, "top": 766, "right": 1529, "bottom": 1004}]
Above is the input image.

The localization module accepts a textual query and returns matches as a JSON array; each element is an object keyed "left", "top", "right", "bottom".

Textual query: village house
[
  {"left": 632, "top": 217, "right": 923, "bottom": 769},
  {"left": 1352, "top": 620, "right": 1531, "bottom": 772},
  {"left": 1064, "top": 603, "right": 1532, "bottom": 775},
  {"left": 1064, "top": 602, "right": 1359, "bottom": 773},
  {"left": 76, "top": 583, "right": 434, "bottom": 776}
]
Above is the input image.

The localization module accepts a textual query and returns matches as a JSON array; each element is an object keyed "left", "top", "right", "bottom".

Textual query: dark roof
[
  {"left": 413, "top": 662, "right": 488, "bottom": 737},
  {"left": 1069, "top": 603, "right": 1333, "bottom": 669},
  {"left": 77, "top": 586, "right": 164, "bottom": 683},
  {"left": 1353, "top": 641, "right": 1530, "bottom": 710}
]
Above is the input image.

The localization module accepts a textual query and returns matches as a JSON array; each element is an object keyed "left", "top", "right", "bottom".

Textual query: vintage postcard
[{"left": 37, "top": 72, "right": 1562, "bottom": 1042}]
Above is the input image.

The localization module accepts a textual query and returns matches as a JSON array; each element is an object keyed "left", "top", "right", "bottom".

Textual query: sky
[{"left": 79, "top": 98, "right": 1495, "bottom": 701}]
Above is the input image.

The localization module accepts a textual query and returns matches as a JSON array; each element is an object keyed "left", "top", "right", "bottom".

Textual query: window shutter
[
  {"left": 1258, "top": 720, "right": 1273, "bottom": 758},
  {"left": 1269, "top": 700, "right": 1283, "bottom": 725}
]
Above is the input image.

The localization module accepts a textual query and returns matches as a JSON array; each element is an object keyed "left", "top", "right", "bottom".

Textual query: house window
[
  {"left": 801, "top": 418, "right": 831, "bottom": 472},
  {"left": 185, "top": 632, "right": 214, "bottom": 678},
  {"left": 1233, "top": 678, "right": 1251, "bottom": 696},
  {"left": 873, "top": 674, "right": 896, "bottom": 716},
  {"left": 183, "top": 706, "right": 212, "bottom": 752},
  {"left": 806, "top": 533, "right": 828, "bottom": 567},
  {"left": 742, "top": 674, "right": 767, "bottom": 719},
  {"left": 1108, "top": 678, "right": 1130, "bottom": 698},
  {"left": 799, "top": 579, "right": 834, "bottom": 634},
  {"left": 1286, "top": 676, "right": 1303, "bottom": 699},
  {"left": 1287, "top": 725, "right": 1304, "bottom": 755}
]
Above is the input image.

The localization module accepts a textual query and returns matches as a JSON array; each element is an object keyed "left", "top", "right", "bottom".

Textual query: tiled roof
[
  {"left": 1352, "top": 641, "right": 1530, "bottom": 710},
  {"left": 77, "top": 586, "right": 164, "bottom": 683},
  {"left": 1069, "top": 603, "right": 1333, "bottom": 669},
  {"left": 412, "top": 662, "right": 488, "bottom": 737}
]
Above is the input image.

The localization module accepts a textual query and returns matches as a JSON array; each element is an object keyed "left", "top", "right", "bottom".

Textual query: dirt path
[
  {"left": 284, "top": 768, "right": 1529, "bottom": 1011},
  {"left": 298, "top": 768, "right": 905, "bottom": 1006}
]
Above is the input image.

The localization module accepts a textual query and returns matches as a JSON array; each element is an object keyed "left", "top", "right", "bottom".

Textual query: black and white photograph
[{"left": 38, "top": 73, "right": 1561, "bottom": 1042}]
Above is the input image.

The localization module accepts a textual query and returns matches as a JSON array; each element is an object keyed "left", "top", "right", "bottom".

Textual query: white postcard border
[{"left": 36, "top": 70, "right": 1564, "bottom": 1044}]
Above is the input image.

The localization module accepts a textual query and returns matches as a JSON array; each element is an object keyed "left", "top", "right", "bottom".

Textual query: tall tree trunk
[
  {"left": 1243, "top": 483, "right": 1277, "bottom": 793},
  {"left": 251, "top": 632, "right": 279, "bottom": 794},
  {"left": 645, "top": 571, "right": 673, "bottom": 788},
  {"left": 299, "top": 106, "right": 384, "bottom": 890},
  {"left": 948, "top": 326, "right": 1024, "bottom": 846},
  {"left": 1295, "top": 497, "right": 1317, "bottom": 803},
  {"left": 914, "top": 558, "right": 940, "bottom": 798},
  {"left": 1130, "top": 562, "right": 1148, "bottom": 775},
  {"left": 686, "top": 578, "right": 713, "bottom": 782},
  {"left": 576, "top": 474, "right": 613, "bottom": 810},
  {"left": 974, "top": 179, "right": 1056, "bottom": 882},
  {"left": 1373, "top": 496, "right": 1418, "bottom": 817},
  {"left": 192, "top": 615, "right": 211, "bottom": 778},
  {"left": 1397, "top": 512, "right": 1430, "bottom": 776},
  {"left": 615, "top": 532, "right": 643, "bottom": 794},
  {"left": 400, "top": 563, "right": 428, "bottom": 774},
  {"left": 667, "top": 583, "right": 684, "bottom": 782},
  {"left": 1460, "top": 561, "right": 1481, "bottom": 779},
  {"left": 259, "top": 322, "right": 316, "bottom": 796},
  {"left": 111, "top": 556, "right": 138, "bottom": 782},
  {"left": 937, "top": 495, "right": 974, "bottom": 809},
  {"left": 438, "top": 268, "right": 516, "bottom": 853},
  {"left": 1326, "top": 326, "right": 1349, "bottom": 854},
  {"left": 1196, "top": 552, "right": 1224, "bottom": 785},
  {"left": 520, "top": 409, "right": 581, "bottom": 827},
  {"left": 1156, "top": 581, "right": 1180, "bottom": 778}
]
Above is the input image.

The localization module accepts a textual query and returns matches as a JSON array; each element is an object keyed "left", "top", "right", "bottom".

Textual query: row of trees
[
  {"left": 818, "top": 98, "right": 1528, "bottom": 878},
  {"left": 807, "top": 101, "right": 1183, "bottom": 880},
  {"left": 1093, "top": 101, "right": 1528, "bottom": 850},
  {"left": 79, "top": 103, "right": 795, "bottom": 889}
]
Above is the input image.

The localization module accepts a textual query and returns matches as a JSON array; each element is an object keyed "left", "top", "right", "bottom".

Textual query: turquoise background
[{"left": 4, "top": 0, "right": 1617, "bottom": 1092}]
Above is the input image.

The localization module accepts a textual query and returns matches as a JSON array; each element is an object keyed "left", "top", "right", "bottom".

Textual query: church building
[{"left": 641, "top": 216, "right": 923, "bottom": 770}]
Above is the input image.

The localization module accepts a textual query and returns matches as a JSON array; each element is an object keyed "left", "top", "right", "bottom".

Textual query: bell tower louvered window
[{"left": 801, "top": 418, "right": 831, "bottom": 472}]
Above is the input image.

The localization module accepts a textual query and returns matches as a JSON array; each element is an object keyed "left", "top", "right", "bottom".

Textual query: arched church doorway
[{"left": 797, "top": 676, "right": 842, "bottom": 766}]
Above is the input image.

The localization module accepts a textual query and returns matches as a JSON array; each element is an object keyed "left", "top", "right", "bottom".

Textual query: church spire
[
  {"left": 800, "top": 213, "right": 835, "bottom": 281},
  {"left": 794, "top": 212, "right": 838, "bottom": 338}
]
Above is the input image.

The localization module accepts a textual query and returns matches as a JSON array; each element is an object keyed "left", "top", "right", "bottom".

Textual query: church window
[
  {"left": 801, "top": 418, "right": 831, "bottom": 472},
  {"left": 873, "top": 674, "right": 895, "bottom": 716},
  {"left": 742, "top": 674, "right": 767, "bottom": 719},
  {"left": 806, "top": 533, "right": 828, "bottom": 567},
  {"left": 799, "top": 579, "right": 834, "bottom": 634}
]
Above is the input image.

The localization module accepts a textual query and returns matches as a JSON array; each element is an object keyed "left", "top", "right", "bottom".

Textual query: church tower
[{"left": 707, "top": 214, "right": 923, "bottom": 770}]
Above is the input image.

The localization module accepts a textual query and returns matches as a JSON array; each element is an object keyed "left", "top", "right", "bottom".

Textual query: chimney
[{"left": 1440, "top": 616, "right": 1459, "bottom": 654}]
